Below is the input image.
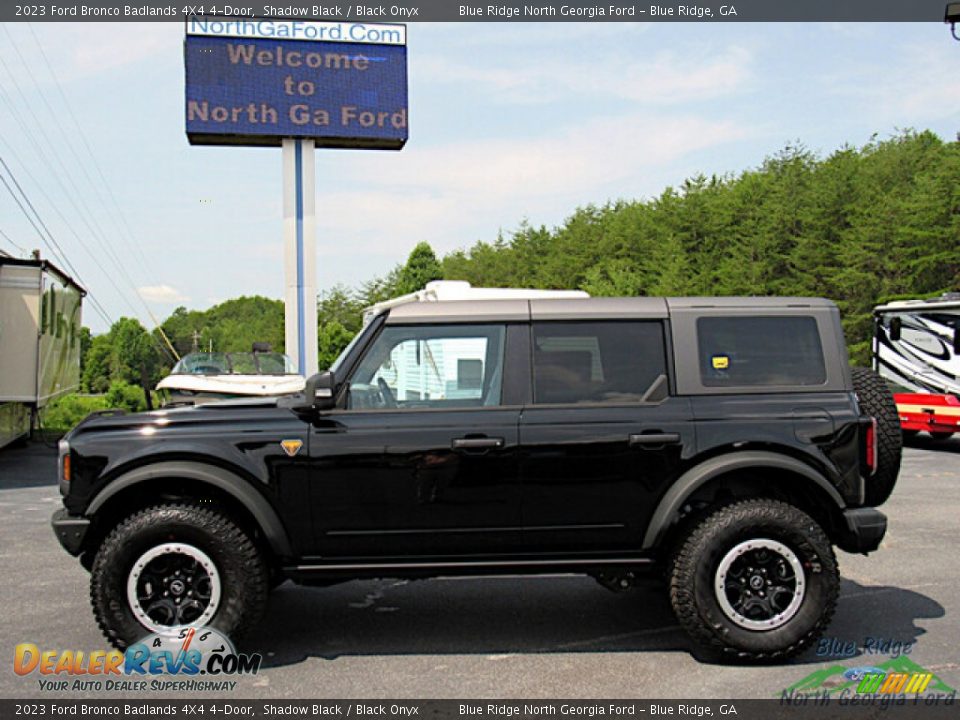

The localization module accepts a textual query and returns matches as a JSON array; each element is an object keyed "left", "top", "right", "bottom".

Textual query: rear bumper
[
  {"left": 51, "top": 508, "right": 90, "bottom": 556},
  {"left": 836, "top": 507, "right": 887, "bottom": 554}
]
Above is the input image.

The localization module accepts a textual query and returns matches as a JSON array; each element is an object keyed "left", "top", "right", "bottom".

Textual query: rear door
[{"left": 519, "top": 315, "right": 694, "bottom": 553}]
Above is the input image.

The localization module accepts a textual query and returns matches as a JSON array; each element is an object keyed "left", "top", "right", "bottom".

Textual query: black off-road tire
[
  {"left": 669, "top": 499, "right": 839, "bottom": 663},
  {"left": 851, "top": 367, "right": 902, "bottom": 506},
  {"left": 90, "top": 504, "right": 269, "bottom": 649}
]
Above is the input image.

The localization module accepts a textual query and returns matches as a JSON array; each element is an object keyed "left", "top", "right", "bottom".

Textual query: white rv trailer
[
  {"left": 873, "top": 294, "right": 960, "bottom": 397},
  {"left": 0, "top": 254, "right": 85, "bottom": 449}
]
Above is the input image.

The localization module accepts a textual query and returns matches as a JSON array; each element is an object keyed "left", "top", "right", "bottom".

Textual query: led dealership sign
[{"left": 185, "top": 19, "right": 408, "bottom": 149}]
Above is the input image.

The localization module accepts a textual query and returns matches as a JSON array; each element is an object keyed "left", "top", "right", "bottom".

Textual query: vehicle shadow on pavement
[
  {"left": 0, "top": 442, "right": 58, "bottom": 490},
  {"left": 798, "top": 579, "right": 946, "bottom": 664},
  {"left": 904, "top": 435, "right": 960, "bottom": 454},
  {"left": 245, "top": 576, "right": 944, "bottom": 668}
]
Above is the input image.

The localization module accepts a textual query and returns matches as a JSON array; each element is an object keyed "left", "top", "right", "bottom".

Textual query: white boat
[{"left": 157, "top": 346, "right": 305, "bottom": 405}]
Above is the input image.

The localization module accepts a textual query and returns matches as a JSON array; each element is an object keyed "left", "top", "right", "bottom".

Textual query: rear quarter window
[{"left": 697, "top": 316, "right": 827, "bottom": 387}]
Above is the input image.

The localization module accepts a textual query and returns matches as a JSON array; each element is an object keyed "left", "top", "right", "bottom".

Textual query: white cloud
[
  {"left": 343, "top": 111, "right": 749, "bottom": 197},
  {"left": 411, "top": 22, "right": 654, "bottom": 49},
  {"left": 1, "top": 23, "right": 179, "bottom": 86},
  {"left": 312, "top": 110, "right": 751, "bottom": 256},
  {"left": 416, "top": 46, "right": 753, "bottom": 105},
  {"left": 138, "top": 284, "right": 190, "bottom": 304},
  {"left": 825, "top": 42, "right": 960, "bottom": 125}
]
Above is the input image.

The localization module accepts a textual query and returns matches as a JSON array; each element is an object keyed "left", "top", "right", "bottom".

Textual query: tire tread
[
  {"left": 90, "top": 503, "right": 268, "bottom": 649},
  {"left": 669, "top": 498, "right": 839, "bottom": 663}
]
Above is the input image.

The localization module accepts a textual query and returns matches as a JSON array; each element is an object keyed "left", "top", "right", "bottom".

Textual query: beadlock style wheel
[
  {"left": 126, "top": 542, "right": 222, "bottom": 634},
  {"left": 91, "top": 504, "right": 268, "bottom": 649},
  {"left": 714, "top": 538, "right": 805, "bottom": 631},
  {"left": 668, "top": 499, "right": 839, "bottom": 661}
]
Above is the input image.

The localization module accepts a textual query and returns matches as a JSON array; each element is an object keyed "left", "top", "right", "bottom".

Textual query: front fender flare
[
  {"left": 641, "top": 451, "right": 845, "bottom": 550},
  {"left": 87, "top": 460, "right": 294, "bottom": 557}
]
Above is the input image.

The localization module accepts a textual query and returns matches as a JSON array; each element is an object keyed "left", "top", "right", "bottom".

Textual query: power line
[
  {"left": 0, "top": 51, "right": 133, "bottom": 287},
  {"left": 0, "top": 227, "right": 29, "bottom": 256},
  {"left": 0, "top": 125, "right": 173, "bottom": 360},
  {"left": 0, "top": 169, "right": 113, "bottom": 326},
  {"left": 25, "top": 23, "right": 155, "bottom": 274},
  {"left": 0, "top": 151, "right": 176, "bottom": 361},
  {"left": 2, "top": 26, "right": 179, "bottom": 360},
  {"left": 0, "top": 56, "right": 176, "bottom": 361}
]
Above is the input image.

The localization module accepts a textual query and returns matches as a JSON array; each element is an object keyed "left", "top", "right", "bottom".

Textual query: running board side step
[{"left": 284, "top": 556, "right": 655, "bottom": 580}]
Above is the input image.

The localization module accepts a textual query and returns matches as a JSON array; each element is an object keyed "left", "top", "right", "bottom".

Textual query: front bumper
[
  {"left": 836, "top": 507, "right": 887, "bottom": 554},
  {"left": 51, "top": 508, "right": 90, "bottom": 556}
]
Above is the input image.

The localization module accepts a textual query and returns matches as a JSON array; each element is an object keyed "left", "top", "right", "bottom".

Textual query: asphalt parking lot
[{"left": 1, "top": 438, "right": 958, "bottom": 699}]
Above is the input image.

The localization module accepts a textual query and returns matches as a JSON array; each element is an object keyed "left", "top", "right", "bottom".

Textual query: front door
[{"left": 307, "top": 322, "right": 523, "bottom": 559}]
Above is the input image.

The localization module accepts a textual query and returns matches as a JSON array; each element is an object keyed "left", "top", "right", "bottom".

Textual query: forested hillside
[
  {"left": 441, "top": 131, "right": 960, "bottom": 363},
  {"left": 79, "top": 130, "right": 960, "bottom": 395}
]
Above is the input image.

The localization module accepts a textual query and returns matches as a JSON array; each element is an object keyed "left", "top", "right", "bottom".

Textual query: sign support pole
[{"left": 282, "top": 138, "right": 318, "bottom": 377}]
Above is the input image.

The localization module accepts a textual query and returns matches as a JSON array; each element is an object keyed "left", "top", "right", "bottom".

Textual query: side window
[
  {"left": 348, "top": 324, "right": 506, "bottom": 409},
  {"left": 697, "top": 316, "right": 826, "bottom": 387},
  {"left": 532, "top": 321, "right": 667, "bottom": 405}
]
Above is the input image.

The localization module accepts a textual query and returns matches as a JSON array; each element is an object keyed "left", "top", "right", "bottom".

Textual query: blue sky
[{"left": 1, "top": 21, "right": 958, "bottom": 333}]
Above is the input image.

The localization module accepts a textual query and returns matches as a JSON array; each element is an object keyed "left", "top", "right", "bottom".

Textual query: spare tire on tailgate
[{"left": 851, "top": 367, "right": 902, "bottom": 506}]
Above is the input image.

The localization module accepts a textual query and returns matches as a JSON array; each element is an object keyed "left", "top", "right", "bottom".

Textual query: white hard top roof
[
  {"left": 362, "top": 281, "right": 589, "bottom": 325},
  {"left": 363, "top": 282, "right": 837, "bottom": 325}
]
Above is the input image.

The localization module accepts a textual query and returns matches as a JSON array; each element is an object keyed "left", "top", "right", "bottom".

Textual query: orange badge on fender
[{"left": 280, "top": 439, "right": 303, "bottom": 457}]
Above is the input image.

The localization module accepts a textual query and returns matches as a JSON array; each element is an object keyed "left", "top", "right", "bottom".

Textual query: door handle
[
  {"left": 452, "top": 437, "right": 504, "bottom": 450},
  {"left": 629, "top": 433, "right": 681, "bottom": 447}
]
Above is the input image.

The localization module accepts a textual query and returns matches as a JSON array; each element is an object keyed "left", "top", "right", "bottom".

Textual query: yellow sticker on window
[{"left": 711, "top": 355, "right": 730, "bottom": 370}]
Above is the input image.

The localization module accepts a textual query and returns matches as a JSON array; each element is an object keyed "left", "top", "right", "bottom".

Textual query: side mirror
[
  {"left": 281, "top": 370, "right": 337, "bottom": 418},
  {"left": 889, "top": 317, "right": 902, "bottom": 342}
]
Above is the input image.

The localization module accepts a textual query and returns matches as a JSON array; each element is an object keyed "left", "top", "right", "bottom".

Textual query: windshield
[
  {"left": 329, "top": 325, "right": 368, "bottom": 374},
  {"left": 171, "top": 352, "right": 298, "bottom": 375}
]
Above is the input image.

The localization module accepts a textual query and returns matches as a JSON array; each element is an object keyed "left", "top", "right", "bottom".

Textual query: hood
[{"left": 65, "top": 395, "right": 290, "bottom": 440}]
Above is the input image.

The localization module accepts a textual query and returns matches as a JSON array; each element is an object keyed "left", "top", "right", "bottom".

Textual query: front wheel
[
  {"left": 90, "top": 504, "right": 269, "bottom": 649},
  {"left": 669, "top": 499, "right": 839, "bottom": 662}
]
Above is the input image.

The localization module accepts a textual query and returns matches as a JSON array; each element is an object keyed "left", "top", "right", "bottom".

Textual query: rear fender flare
[{"left": 642, "top": 451, "right": 845, "bottom": 550}]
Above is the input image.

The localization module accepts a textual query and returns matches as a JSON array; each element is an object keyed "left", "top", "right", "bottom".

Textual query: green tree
[
  {"left": 317, "top": 319, "right": 354, "bottom": 370},
  {"left": 160, "top": 296, "right": 285, "bottom": 356},
  {"left": 81, "top": 317, "right": 163, "bottom": 393},
  {"left": 76, "top": 130, "right": 960, "bottom": 380},
  {"left": 395, "top": 242, "right": 443, "bottom": 295}
]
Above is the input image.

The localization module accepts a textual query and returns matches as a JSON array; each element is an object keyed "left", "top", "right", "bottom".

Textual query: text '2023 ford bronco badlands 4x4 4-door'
[{"left": 52, "top": 288, "right": 901, "bottom": 661}]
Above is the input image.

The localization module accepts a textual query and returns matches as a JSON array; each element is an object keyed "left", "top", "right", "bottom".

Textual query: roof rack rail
[{"left": 362, "top": 280, "right": 589, "bottom": 325}]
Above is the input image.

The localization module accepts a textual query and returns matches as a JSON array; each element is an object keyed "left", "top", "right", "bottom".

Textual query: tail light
[{"left": 864, "top": 418, "right": 878, "bottom": 477}]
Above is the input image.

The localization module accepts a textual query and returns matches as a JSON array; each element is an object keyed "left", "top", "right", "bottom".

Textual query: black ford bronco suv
[{"left": 52, "top": 293, "right": 901, "bottom": 661}]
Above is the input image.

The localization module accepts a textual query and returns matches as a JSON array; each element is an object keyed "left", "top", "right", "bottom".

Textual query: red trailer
[{"left": 893, "top": 392, "right": 960, "bottom": 440}]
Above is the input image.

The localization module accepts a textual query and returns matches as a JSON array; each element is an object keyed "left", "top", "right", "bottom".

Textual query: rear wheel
[
  {"left": 851, "top": 367, "right": 902, "bottom": 506},
  {"left": 669, "top": 499, "right": 839, "bottom": 663},
  {"left": 90, "top": 504, "right": 268, "bottom": 649}
]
